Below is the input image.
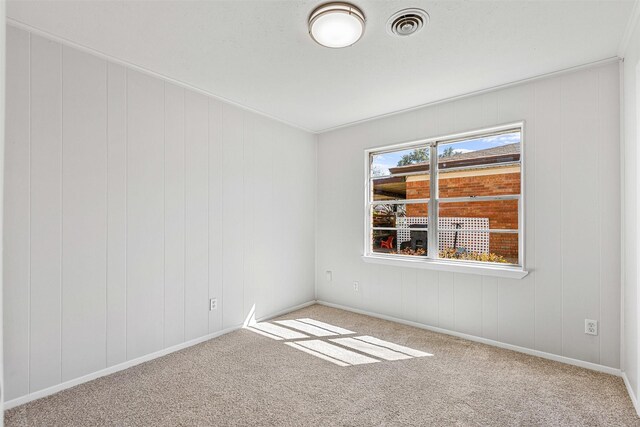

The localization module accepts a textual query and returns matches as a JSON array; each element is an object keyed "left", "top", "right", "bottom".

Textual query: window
[{"left": 365, "top": 123, "right": 525, "bottom": 277}]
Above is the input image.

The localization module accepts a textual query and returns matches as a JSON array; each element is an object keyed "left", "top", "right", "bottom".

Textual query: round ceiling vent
[{"left": 387, "top": 8, "right": 429, "bottom": 37}]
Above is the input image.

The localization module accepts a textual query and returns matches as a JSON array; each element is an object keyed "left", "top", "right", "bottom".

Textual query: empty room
[{"left": 1, "top": 0, "right": 640, "bottom": 425}]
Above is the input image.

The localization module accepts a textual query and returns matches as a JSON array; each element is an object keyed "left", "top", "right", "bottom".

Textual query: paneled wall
[
  {"left": 622, "top": 13, "right": 640, "bottom": 403},
  {"left": 4, "top": 25, "right": 317, "bottom": 402},
  {"left": 317, "top": 62, "right": 621, "bottom": 369}
]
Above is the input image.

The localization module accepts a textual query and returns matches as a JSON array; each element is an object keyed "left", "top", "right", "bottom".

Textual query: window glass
[
  {"left": 367, "top": 127, "right": 522, "bottom": 268},
  {"left": 371, "top": 204, "right": 429, "bottom": 256},
  {"left": 438, "top": 131, "right": 521, "bottom": 199}
]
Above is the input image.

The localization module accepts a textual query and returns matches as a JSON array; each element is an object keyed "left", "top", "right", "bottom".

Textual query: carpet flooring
[{"left": 6, "top": 304, "right": 638, "bottom": 426}]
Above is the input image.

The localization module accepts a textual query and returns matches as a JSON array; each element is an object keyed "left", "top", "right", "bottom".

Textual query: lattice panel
[
  {"left": 438, "top": 217, "right": 489, "bottom": 254},
  {"left": 396, "top": 216, "right": 489, "bottom": 254},
  {"left": 396, "top": 217, "right": 427, "bottom": 249}
]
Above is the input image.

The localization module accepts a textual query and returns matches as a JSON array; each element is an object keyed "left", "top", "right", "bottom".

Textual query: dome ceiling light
[
  {"left": 387, "top": 8, "right": 429, "bottom": 37},
  {"left": 308, "top": 2, "right": 366, "bottom": 48}
]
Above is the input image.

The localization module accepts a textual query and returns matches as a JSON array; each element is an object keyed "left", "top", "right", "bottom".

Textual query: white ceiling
[{"left": 7, "top": 0, "right": 635, "bottom": 133}]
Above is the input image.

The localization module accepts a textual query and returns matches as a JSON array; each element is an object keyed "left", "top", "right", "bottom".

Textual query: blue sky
[{"left": 371, "top": 131, "right": 520, "bottom": 177}]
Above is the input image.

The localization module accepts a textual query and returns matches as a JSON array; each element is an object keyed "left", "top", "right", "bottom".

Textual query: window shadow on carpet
[{"left": 245, "top": 317, "right": 432, "bottom": 366}]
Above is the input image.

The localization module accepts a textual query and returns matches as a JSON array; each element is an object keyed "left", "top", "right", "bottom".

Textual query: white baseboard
[
  {"left": 4, "top": 299, "right": 316, "bottom": 411},
  {"left": 317, "top": 300, "right": 622, "bottom": 377},
  {"left": 622, "top": 371, "right": 640, "bottom": 417}
]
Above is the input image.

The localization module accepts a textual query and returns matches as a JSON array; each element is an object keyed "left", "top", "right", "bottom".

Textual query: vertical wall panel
[
  {"left": 295, "top": 128, "right": 319, "bottom": 304},
  {"left": 438, "top": 272, "right": 455, "bottom": 331},
  {"left": 4, "top": 26, "right": 30, "bottom": 401},
  {"left": 271, "top": 124, "right": 291, "bottom": 308},
  {"left": 126, "top": 70, "right": 165, "bottom": 359},
  {"left": 61, "top": 46, "right": 108, "bottom": 380},
  {"left": 481, "top": 276, "right": 498, "bottom": 340},
  {"left": 496, "top": 83, "right": 535, "bottom": 350},
  {"left": 164, "top": 83, "right": 185, "bottom": 347},
  {"left": 533, "top": 76, "right": 563, "bottom": 356},
  {"left": 106, "top": 63, "right": 128, "bottom": 366},
  {"left": 184, "top": 90, "right": 209, "bottom": 340},
  {"left": 222, "top": 105, "right": 244, "bottom": 328},
  {"left": 242, "top": 115, "right": 256, "bottom": 318},
  {"left": 453, "top": 274, "right": 482, "bottom": 337},
  {"left": 285, "top": 125, "right": 316, "bottom": 308},
  {"left": 561, "top": 69, "right": 601, "bottom": 364},
  {"left": 598, "top": 66, "right": 621, "bottom": 368},
  {"left": 208, "top": 99, "right": 223, "bottom": 332},
  {"left": 416, "top": 270, "right": 439, "bottom": 327},
  {"left": 401, "top": 269, "right": 417, "bottom": 322},
  {"left": 378, "top": 267, "right": 403, "bottom": 318},
  {"left": 29, "top": 34, "right": 62, "bottom": 391},
  {"left": 315, "top": 130, "right": 339, "bottom": 304},
  {"left": 252, "top": 117, "right": 275, "bottom": 319},
  {"left": 496, "top": 269, "right": 534, "bottom": 349},
  {"left": 361, "top": 264, "right": 381, "bottom": 315}
]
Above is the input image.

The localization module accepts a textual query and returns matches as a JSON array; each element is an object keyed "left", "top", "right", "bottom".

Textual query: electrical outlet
[
  {"left": 210, "top": 298, "right": 217, "bottom": 311},
  {"left": 326, "top": 270, "right": 332, "bottom": 282},
  {"left": 353, "top": 281, "right": 359, "bottom": 292},
  {"left": 585, "top": 319, "right": 598, "bottom": 336}
]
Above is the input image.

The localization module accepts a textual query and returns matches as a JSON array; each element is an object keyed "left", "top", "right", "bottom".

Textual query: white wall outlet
[
  {"left": 585, "top": 319, "right": 598, "bottom": 336},
  {"left": 353, "top": 281, "right": 359, "bottom": 292},
  {"left": 210, "top": 298, "right": 217, "bottom": 311},
  {"left": 326, "top": 270, "right": 332, "bottom": 282}
]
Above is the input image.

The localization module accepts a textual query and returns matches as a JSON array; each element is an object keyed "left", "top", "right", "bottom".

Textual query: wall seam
[
  {"left": 162, "top": 83, "right": 166, "bottom": 349},
  {"left": 532, "top": 83, "right": 537, "bottom": 351},
  {"left": 619, "top": 52, "right": 626, "bottom": 377},
  {"left": 242, "top": 112, "right": 245, "bottom": 321},
  {"left": 124, "top": 68, "right": 128, "bottom": 361},
  {"left": 207, "top": 98, "right": 211, "bottom": 334},
  {"left": 221, "top": 105, "right": 224, "bottom": 330},
  {"left": 27, "top": 30, "right": 32, "bottom": 393},
  {"left": 58, "top": 36, "right": 63, "bottom": 384},
  {"left": 598, "top": 69, "right": 603, "bottom": 364},
  {"left": 183, "top": 88, "right": 186, "bottom": 343},
  {"left": 105, "top": 59, "right": 109, "bottom": 368},
  {"left": 560, "top": 74, "right": 565, "bottom": 357}
]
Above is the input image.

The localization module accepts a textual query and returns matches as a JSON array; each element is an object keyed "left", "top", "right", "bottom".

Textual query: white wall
[
  {"left": 0, "top": 3, "right": 6, "bottom": 425},
  {"left": 3, "top": 25, "right": 317, "bottom": 403},
  {"left": 317, "top": 62, "right": 621, "bottom": 370},
  {"left": 622, "top": 9, "right": 640, "bottom": 410}
]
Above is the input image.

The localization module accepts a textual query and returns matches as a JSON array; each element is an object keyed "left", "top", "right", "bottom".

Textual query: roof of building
[
  {"left": 387, "top": 143, "right": 520, "bottom": 174},
  {"left": 442, "top": 143, "right": 520, "bottom": 162}
]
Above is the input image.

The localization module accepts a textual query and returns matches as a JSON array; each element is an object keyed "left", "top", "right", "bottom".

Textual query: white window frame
[{"left": 362, "top": 122, "right": 528, "bottom": 279}]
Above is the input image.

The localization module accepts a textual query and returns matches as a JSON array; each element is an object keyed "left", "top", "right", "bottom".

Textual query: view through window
[{"left": 368, "top": 125, "right": 522, "bottom": 267}]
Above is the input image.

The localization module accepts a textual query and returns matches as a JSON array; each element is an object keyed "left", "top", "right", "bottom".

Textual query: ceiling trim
[
  {"left": 618, "top": 0, "right": 640, "bottom": 57},
  {"left": 6, "top": 18, "right": 318, "bottom": 135},
  {"left": 317, "top": 56, "right": 621, "bottom": 134}
]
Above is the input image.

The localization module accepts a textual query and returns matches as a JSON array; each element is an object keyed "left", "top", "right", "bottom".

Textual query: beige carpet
[{"left": 6, "top": 304, "right": 638, "bottom": 426}]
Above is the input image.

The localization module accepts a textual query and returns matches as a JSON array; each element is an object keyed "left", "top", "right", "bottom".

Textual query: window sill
[{"left": 361, "top": 254, "right": 529, "bottom": 279}]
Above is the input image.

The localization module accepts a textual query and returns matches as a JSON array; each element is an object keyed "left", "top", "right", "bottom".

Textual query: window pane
[
  {"left": 370, "top": 146, "right": 429, "bottom": 178},
  {"left": 372, "top": 204, "right": 405, "bottom": 228},
  {"left": 438, "top": 131, "right": 521, "bottom": 199},
  {"left": 439, "top": 232, "right": 518, "bottom": 265},
  {"left": 373, "top": 228, "right": 429, "bottom": 257},
  {"left": 396, "top": 204, "right": 428, "bottom": 256},
  {"left": 371, "top": 145, "right": 430, "bottom": 201},
  {"left": 372, "top": 176, "right": 410, "bottom": 201},
  {"left": 371, "top": 204, "right": 428, "bottom": 256},
  {"left": 438, "top": 199, "right": 518, "bottom": 230},
  {"left": 372, "top": 230, "right": 398, "bottom": 254},
  {"left": 438, "top": 200, "right": 519, "bottom": 265}
]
